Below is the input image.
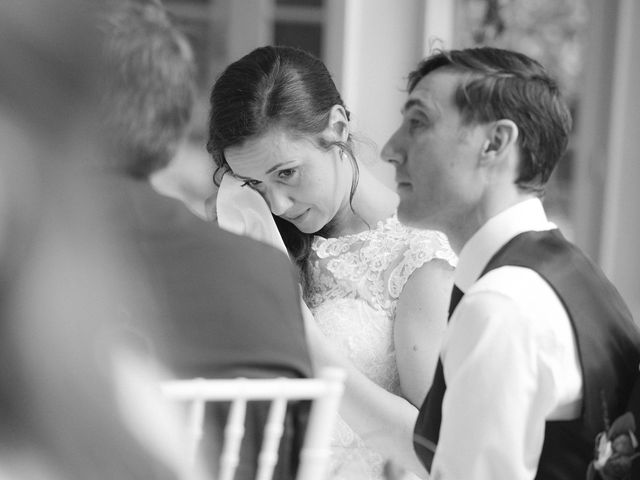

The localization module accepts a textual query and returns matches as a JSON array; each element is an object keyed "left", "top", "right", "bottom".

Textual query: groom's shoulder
[{"left": 467, "top": 265, "right": 562, "bottom": 316}]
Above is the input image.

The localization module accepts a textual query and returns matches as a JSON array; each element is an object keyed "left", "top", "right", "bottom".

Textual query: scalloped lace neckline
[{"left": 312, "top": 214, "right": 398, "bottom": 246}]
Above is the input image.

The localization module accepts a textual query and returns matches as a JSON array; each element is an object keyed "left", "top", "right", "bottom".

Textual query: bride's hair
[{"left": 207, "top": 45, "right": 358, "bottom": 288}]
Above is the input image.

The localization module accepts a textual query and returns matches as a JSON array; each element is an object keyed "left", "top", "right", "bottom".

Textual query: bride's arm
[
  {"left": 394, "top": 258, "right": 454, "bottom": 406},
  {"left": 301, "top": 303, "right": 428, "bottom": 478}
]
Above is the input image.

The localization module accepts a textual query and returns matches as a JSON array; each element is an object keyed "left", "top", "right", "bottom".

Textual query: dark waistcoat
[{"left": 414, "top": 229, "right": 640, "bottom": 479}]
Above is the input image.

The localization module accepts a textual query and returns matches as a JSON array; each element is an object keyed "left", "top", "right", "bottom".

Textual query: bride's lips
[{"left": 284, "top": 209, "right": 310, "bottom": 222}]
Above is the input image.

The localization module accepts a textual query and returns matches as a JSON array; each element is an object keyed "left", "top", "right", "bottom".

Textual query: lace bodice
[
  {"left": 306, "top": 215, "right": 455, "bottom": 314},
  {"left": 303, "top": 215, "right": 456, "bottom": 480}
]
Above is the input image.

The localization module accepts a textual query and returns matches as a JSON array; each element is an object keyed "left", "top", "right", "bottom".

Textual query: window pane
[{"left": 454, "top": 0, "right": 589, "bottom": 236}]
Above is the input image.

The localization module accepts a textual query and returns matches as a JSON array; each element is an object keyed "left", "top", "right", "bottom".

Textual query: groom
[{"left": 382, "top": 47, "right": 640, "bottom": 479}]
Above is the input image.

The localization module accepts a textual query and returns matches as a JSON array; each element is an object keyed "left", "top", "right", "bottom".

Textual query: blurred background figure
[
  {"left": 0, "top": 0, "right": 197, "bottom": 479},
  {"left": 150, "top": 142, "right": 216, "bottom": 220},
  {"left": 99, "top": 0, "right": 215, "bottom": 220},
  {"left": 98, "top": 1, "right": 313, "bottom": 479}
]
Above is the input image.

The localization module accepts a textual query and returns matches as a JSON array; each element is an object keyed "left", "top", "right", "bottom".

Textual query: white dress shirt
[{"left": 431, "top": 198, "right": 583, "bottom": 480}]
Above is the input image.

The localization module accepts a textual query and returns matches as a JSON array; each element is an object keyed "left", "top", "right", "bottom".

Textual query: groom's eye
[
  {"left": 407, "top": 113, "right": 431, "bottom": 133},
  {"left": 408, "top": 118, "right": 423, "bottom": 131}
]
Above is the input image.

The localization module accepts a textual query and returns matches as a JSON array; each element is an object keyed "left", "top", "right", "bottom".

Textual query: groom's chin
[{"left": 397, "top": 206, "right": 434, "bottom": 231}]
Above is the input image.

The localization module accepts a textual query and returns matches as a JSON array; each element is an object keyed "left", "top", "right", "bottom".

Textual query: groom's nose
[{"left": 381, "top": 129, "right": 404, "bottom": 166}]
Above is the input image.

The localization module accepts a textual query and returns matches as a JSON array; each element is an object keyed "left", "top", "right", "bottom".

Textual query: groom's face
[{"left": 382, "top": 69, "right": 486, "bottom": 236}]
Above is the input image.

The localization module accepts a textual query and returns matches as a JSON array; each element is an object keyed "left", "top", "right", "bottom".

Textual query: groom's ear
[
  {"left": 481, "top": 119, "right": 519, "bottom": 160},
  {"left": 325, "top": 105, "right": 350, "bottom": 143}
]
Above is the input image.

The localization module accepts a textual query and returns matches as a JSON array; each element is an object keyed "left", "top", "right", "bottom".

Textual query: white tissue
[{"left": 216, "top": 174, "right": 288, "bottom": 254}]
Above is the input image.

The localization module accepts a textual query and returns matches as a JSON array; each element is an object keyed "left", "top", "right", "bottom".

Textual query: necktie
[
  {"left": 448, "top": 284, "right": 464, "bottom": 318},
  {"left": 414, "top": 284, "right": 464, "bottom": 471}
]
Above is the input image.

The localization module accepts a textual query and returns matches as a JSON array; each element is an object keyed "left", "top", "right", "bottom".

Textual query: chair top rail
[{"left": 161, "top": 374, "right": 343, "bottom": 402}]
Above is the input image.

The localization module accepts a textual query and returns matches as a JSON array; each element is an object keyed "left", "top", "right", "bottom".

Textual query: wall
[
  {"left": 597, "top": 0, "right": 640, "bottom": 323},
  {"left": 324, "top": 0, "right": 455, "bottom": 186}
]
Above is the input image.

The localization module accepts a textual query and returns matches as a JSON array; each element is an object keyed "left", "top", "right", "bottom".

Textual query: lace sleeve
[{"left": 387, "top": 229, "right": 457, "bottom": 299}]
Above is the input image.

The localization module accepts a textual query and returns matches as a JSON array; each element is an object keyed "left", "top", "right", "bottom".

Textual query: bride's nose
[{"left": 265, "top": 186, "right": 293, "bottom": 216}]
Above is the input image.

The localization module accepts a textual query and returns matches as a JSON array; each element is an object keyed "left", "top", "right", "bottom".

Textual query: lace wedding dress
[{"left": 303, "top": 215, "right": 457, "bottom": 480}]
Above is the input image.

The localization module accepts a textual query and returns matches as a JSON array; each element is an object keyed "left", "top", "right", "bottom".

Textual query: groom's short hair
[
  {"left": 100, "top": 0, "right": 196, "bottom": 179},
  {"left": 408, "top": 47, "right": 572, "bottom": 194}
]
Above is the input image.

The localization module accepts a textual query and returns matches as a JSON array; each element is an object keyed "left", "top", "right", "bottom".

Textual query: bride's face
[{"left": 224, "top": 128, "right": 353, "bottom": 234}]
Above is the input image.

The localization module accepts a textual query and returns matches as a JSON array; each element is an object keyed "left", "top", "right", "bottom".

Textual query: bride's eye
[
  {"left": 241, "top": 179, "right": 262, "bottom": 188},
  {"left": 277, "top": 168, "right": 296, "bottom": 180}
]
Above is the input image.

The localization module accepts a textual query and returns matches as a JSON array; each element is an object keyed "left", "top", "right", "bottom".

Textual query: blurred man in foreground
[
  {"left": 98, "top": 1, "right": 313, "bottom": 478},
  {"left": 0, "top": 0, "right": 192, "bottom": 478}
]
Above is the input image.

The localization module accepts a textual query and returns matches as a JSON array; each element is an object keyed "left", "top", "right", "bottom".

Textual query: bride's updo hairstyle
[{"left": 207, "top": 45, "right": 358, "bottom": 284}]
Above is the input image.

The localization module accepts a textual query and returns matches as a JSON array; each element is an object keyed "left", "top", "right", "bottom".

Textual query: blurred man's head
[
  {"left": 0, "top": 0, "right": 98, "bottom": 135},
  {"left": 100, "top": 0, "right": 196, "bottom": 179}
]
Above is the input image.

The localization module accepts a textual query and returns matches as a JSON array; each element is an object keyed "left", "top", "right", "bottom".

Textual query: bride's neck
[{"left": 319, "top": 165, "right": 398, "bottom": 238}]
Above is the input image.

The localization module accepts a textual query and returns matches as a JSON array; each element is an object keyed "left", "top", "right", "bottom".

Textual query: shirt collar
[{"left": 454, "top": 198, "right": 556, "bottom": 292}]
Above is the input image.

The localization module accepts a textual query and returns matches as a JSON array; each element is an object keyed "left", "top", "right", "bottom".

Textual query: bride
[{"left": 207, "top": 45, "right": 456, "bottom": 479}]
